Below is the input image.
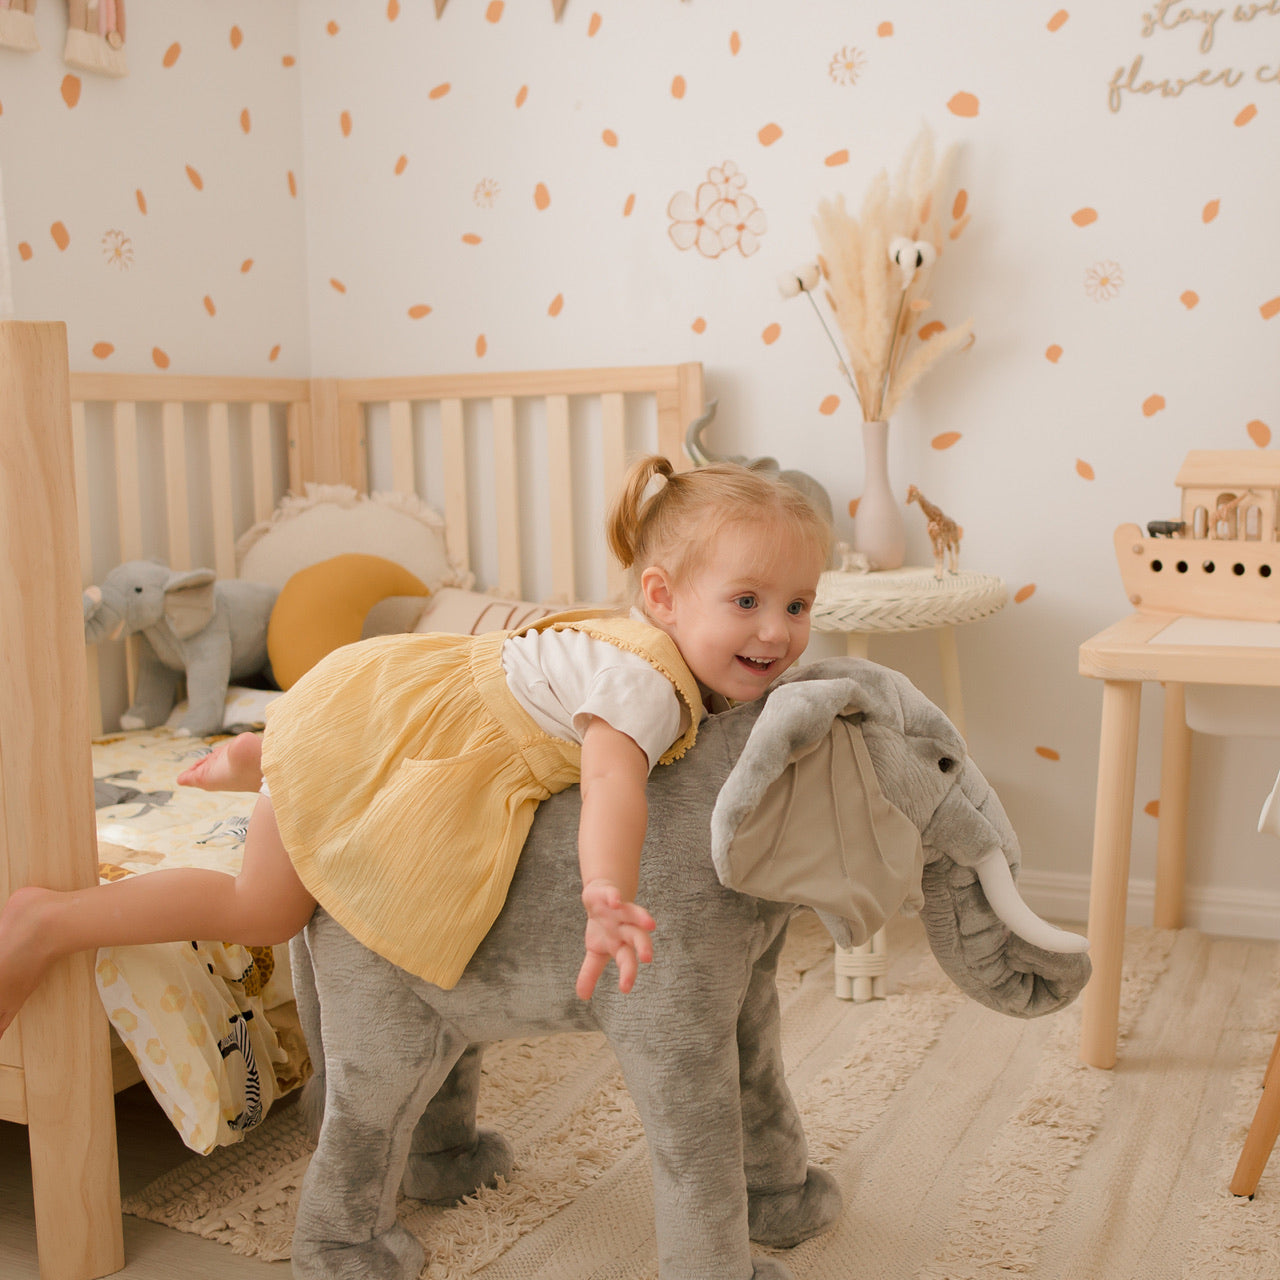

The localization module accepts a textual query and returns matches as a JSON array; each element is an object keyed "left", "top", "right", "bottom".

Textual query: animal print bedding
[{"left": 93, "top": 728, "right": 308, "bottom": 1154}]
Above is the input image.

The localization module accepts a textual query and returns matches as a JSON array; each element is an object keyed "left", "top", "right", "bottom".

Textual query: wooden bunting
[
  {"left": 65, "top": 0, "right": 128, "bottom": 77},
  {"left": 0, "top": 0, "right": 39, "bottom": 53},
  {"left": 551, "top": 0, "right": 569, "bottom": 18}
]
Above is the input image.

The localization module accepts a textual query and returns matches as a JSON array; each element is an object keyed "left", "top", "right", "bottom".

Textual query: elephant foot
[
  {"left": 750, "top": 1259, "right": 795, "bottom": 1280},
  {"left": 748, "top": 1164, "right": 842, "bottom": 1249},
  {"left": 400, "top": 1128, "right": 515, "bottom": 1204},
  {"left": 293, "top": 1222, "right": 423, "bottom": 1280}
]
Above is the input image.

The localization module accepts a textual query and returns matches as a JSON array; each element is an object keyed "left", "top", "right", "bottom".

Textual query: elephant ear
[
  {"left": 164, "top": 568, "right": 217, "bottom": 639},
  {"left": 710, "top": 673, "right": 924, "bottom": 949}
]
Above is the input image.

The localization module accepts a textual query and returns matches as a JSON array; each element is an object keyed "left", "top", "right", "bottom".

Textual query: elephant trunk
[
  {"left": 973, "top": 847, "right": 1089, "bottom": 954},
  {"left": 83, "top": 587, "right": 126, "bottom": 644}
]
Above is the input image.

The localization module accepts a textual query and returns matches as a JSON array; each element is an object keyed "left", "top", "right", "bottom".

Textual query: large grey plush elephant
[
  {"left": 288, "top": 657, "right": 1090, "bottom": 1280},
  {"left": 83, "top": 560, "right": 277, "bottom": 736}
]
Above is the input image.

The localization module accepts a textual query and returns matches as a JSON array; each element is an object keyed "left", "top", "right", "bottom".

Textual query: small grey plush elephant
[
  {"left": 83, "top": 560, "right": 277, "bottom": 736},
  {"left": 288, "top": 658, "right": 1090, "bottom": 1280}
]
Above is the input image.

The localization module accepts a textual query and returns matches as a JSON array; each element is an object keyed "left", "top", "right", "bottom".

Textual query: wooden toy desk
[{"left": 1077, "top": 610, "right": 1280, "bottom": 1068}]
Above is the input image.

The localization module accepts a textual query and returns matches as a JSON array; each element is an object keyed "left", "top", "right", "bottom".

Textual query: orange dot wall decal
[
  {"left": 623, "top": 193, "right": 636, "bottom": 216},
  {"left": 877, "top": 21, "right": 894, "bottom": 36},
  {"left": 1071, "top": 207, "right": 1098, "bottom": 226},
  {"left": 408, "top": 304, "right": 432, "bottom": 319},
  {"left": 162, "top": 42, "right": 181, "bottom": 67},
  {"left": 730, "top": 32, "right": 741, "bottom": 54},
  {"left": 826, "top": 149, "right": 850, "bottom": 166},
  {"left": 203, "top": 296, "right": 216, "bottom": 315},
  {"left": 534, "top": 183, "right": 551, "bottom": 210},
  {"left": 92, "top": 342, "right": 114, "bottom": 359},
  {"left": 548, "top": 294, "right": 564, "bottom": 317},
  {"left": 1143, "top": 394, "right": 1166, "bottom": 416},
  {"left": 269, "top": 345, "right": 281, "bottom": 361},
  {"left": 240, "top": 109, "right": 251, "bottom": 133},
  {"left": 1035, "top": 746, "right": 1061, "bottom": 761},
  {"left": 1014, "top": 583, "right": 1036, "bottom": 603},
  {"left": 602, "top": 129, "right": 618, "bottom": 147},
  {"left": 1045, "top": 344, "right": 1063, "bottom": 362},
  {"left": 516, "top": 85, "right": 528, "bottom": 107},
  {"left": 1144, "top": 800, "right": 1160, "bottom": 818},
  {"left": 1235, "top": 104, "right": 1257, "bottom": 126},
  {"left": 486, "top": 1, "right": 504, "bottom": 20},
  {"left": 1202, "top": 199, "right": 1220, "bottom": 222},
  {"left": 61, "top": 75, "right": 81, "bottom": 108},
  {"left": 388, "top": 0, "right": 400, "bottom": 18},
  {"left": 1249, "top": 419, "right": 1272, "bottom": 447},
  {"left": 1260, "top": 296, "right": 1280, "bottom": 320},
  {"left": 340, "top": 111, "right": 352, "bottom": 137},
  {"left": 461, "top": 233, "right": 482, "bottom": 245},
  {"left": 136, "top": 190, "right": 148, "bottom": 214},
  {"left": 758, "top": 123, "right": 783, "bottom": 146},
  {"left": 588, "top": 13, "right": 602, "bottom": 36},
  {"left": 691, "top": 317, "right": 706, "bottom": 334},
  {"left": 152, "top": 348, "right": 170, "bottom": 369},
  {"left": 947, "top": 91, "right": 979, "bottom": 117},
  {"left": 186, "top": 165, "right": 204, "bottom": 191},
  {"left": 18, "top": 242, "right": 32, "bottom": 261},
  {"left": 1076, "top": 458, "right": 1095, "bottom": 480},
  {"left": 476, "top": 334, "right": 487, "bottom": 356},
  {"left": 394, "top": 156, "right": 408, "bottom": 176},
  {"left": 762, "top": 323, "right": 781, "bottom": 344},
  {"left": 240, "top": 259, "right": 254, "bottom": 273},
  {"left": 230, "top": 25, "right": 243, "bottom": 49},
  {"left": 49, "top": 222, "right": 71, "bottom": 250},
  {"left": 819, "top": 395, "right": 840, "bottom": 415},
  {"left": 330, "top": 278, "right": 346, "bottom": 293},
  {"left": 671, "top": 76, "right": 686, "bottom": 99},
  {"left": 1181, "top": 290, "right": 1199, "bottom": 309},
  {"left": 328, "top": 21, "right": 339, "bottom": 34},
  {"left": 932, "top": 431, "right": 962, "bottom": 450},
  {"left": 429, "top": 83, "right": 450, "bottom": 100},
  {"left": 288, "top": 171, "right": 299, "bottom": 196},
  {"left": 1048, "top": 9, "right": 1069, "bottom": 30}
]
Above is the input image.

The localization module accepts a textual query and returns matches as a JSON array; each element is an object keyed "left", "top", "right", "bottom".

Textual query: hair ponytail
[{"left": 607, "top": 454, "right": 673, "bottom": 570}]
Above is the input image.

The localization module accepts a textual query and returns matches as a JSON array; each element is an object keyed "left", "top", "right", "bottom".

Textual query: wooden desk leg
[
  {"left": 1080, "top": 679, "right": 1142, "bottom": 1070},
  {"left": 935, "top": 626, "right": 966, "bottom": 739},
  {"left": 845, "top": 632, "right": 870, "bottom": 659},
  {"left": 1154, "top": 682, "right": 1191, "bottom": 930}
]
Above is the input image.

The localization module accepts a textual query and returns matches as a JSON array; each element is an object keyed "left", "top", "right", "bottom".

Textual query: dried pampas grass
[{"left": 809, "top": 126, "right": 973, "bottom": 423}]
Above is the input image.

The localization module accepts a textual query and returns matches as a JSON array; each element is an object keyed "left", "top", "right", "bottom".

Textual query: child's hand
[{"left": 576, "top": 878, "right": 656, "bottom": 1000}]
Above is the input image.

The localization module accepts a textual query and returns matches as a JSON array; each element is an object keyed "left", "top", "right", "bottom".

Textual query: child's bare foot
[
  {"left": 177, "top": 732, "right": 264, "bottom": 792},
  {"left": 0, "top": 886, "right": 60, "bottom": 1039}
]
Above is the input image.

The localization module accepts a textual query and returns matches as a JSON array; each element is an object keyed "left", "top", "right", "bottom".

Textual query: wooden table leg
[
  {"left": 1154, "top": 682, "right": 1191, "bottom": 930},
  {"left": 1080, "top": 679, "right": 1143, "bottom": 1070},
  {"left": 935, "top": 625, "right": 966, "bottom": 739}
]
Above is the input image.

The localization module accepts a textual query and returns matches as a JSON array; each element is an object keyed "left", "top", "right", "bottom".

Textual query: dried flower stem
[{"left": 805, "top": 289, "right": 863, "bottom": 413}]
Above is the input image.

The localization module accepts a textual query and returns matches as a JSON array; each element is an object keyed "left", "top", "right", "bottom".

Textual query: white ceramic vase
[{"left": 851, "top": 419, "right": 905, "bottom": 571}]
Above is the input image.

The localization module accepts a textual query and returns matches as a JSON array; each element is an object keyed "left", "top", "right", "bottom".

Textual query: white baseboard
[{"left": 1018, "top": 869, "right": 1280, "bottom": 942}]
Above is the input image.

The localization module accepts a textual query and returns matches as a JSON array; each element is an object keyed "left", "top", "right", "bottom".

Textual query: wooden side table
[{"left": 812, "top": 566, "right": 1009, "bottom": 999}]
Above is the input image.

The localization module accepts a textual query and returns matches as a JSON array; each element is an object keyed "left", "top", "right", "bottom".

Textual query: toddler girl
[{"left": 0, "top": 455, "right": 830, "bottom": 1035}]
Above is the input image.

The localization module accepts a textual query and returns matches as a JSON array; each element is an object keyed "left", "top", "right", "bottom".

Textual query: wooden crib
[{"left": 0, "top": 320, "right": 704, "bottom": 1279}]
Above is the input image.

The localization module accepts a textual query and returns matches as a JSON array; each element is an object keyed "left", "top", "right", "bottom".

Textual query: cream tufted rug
[{"left": 123, "top": 912, "right": 1280, "bottom": 1279}]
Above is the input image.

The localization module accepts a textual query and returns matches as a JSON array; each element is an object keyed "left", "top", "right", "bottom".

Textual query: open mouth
[{"left": 736, "top": 655, "right": 776, "bottom": 673}]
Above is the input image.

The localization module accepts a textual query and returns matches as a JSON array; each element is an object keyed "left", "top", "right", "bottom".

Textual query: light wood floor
[{"left": 1, "top": 1083, "right": 292, "bottom": 1278}]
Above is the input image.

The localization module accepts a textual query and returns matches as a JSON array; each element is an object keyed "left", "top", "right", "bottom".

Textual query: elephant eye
[
  {"left": 134, "top": 585, "right": 143, "bottom": 593},
  {"left": 938, "top": 756, "right": 955, "bottom": 773}
]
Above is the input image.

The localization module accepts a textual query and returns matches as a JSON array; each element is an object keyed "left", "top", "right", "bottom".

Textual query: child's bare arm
[{"left": 576, "top": 717, "right": 655, "bottom": 999}]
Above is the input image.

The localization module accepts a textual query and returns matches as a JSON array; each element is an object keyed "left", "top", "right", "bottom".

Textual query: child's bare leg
[
  {"left": 0, "top": 795, "right": 312, "bottom": 1038},
  {"left": 177, "top": 731, "right": 264, "bottom": 791}
]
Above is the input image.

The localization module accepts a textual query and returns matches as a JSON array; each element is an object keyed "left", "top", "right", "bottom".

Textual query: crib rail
[{"left": 68, "top": 362, "right": 704, "bottom": 731}]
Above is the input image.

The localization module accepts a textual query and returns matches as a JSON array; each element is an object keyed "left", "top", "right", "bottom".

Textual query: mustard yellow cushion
[{"left": 268, "top": 553, "right": 430, "bottom": 690}]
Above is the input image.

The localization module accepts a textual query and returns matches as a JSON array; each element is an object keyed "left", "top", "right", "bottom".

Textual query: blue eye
[
  {"left": 734, "top": 594, "right": 757, "bottom": 609},
  {"left": 787, "top": 600, "right": 808, "bottom": 616}
]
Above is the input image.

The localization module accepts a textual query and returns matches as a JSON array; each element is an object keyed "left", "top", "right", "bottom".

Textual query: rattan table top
[{"left": 812, "top": 566, "right": 1009, "bottom": 634}]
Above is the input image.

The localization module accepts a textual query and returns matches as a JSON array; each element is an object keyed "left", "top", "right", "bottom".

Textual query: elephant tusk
[{"left": 974, "top": 847, "right": 1089, "bottom": 954}]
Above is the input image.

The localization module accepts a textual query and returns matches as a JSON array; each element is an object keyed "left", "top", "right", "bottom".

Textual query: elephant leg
[
  {"left": 288, "top": 932, "right": 325, "bottom": 1142},
  {"left": 614, "top": 1031, "right": 759, "bottom": 1280},
  {"left": 122, "top": 637, "right": 179, "bottom": 729},
  {"left": 738, "top": 925, "right": 842, "bottom": 1249},
  {"left": 292, "top": 917, "right": 468, "bottom": 1280},
  {"left": 401, "top": 1044, "right": 515, "bottom": 1203}
]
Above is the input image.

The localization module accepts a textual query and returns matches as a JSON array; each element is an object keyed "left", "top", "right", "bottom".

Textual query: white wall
[{"left": 6, "top": 0, "right": 1280, "bottom": 934}]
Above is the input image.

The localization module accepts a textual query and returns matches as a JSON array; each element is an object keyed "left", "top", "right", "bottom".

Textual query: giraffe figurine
[{"left": 906, "top": 484, "right": 962, "bottom": 579}]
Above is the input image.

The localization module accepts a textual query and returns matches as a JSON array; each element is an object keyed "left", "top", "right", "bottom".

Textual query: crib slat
[
  {"left": 601, "top": 392, "right": 626, "bottom": 602},
  {"left": 546, "top": 394, "right": 575, "bottom": 604},
  {"left": 162, "top": 402, "right": 190, "bottom": 572},
  {"left": 113, "top": 402, "right": 142, "bottom": 561},
  {"left": 287, "top": 402, "right": 309, "bottom": 495},
  {"left": 492, "top": 396, "right": 521, "bottom": 598},
  {"left": 207, "top": 403, "right": 237, "bottom": 580},
  {"left": 389, "top": 400, "right": 415, "bottom": 494},
  {"left": 250, "top": 402, "right": 274, "bottom": 523},
  {"left": 71, "top": 402, "right": 103, "bottom": 738},
  {"left": 441, "top": 398, "right": 470, "bottom": 574}
]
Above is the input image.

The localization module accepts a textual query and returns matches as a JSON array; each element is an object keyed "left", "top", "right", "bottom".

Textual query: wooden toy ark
[{"left": 1115, "top": 450, "right": 1280, "bottom": 620}]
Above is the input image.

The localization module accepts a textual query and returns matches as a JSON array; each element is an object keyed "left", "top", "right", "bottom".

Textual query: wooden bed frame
[{"left": 0, "top": 320, "right": 704, "bottom": 1279}]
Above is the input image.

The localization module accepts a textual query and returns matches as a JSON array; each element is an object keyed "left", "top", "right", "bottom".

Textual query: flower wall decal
[
  {"left": 828, "top": 44, "right": 867, "bottom": 86},
  {"left": 473, "top": 178, "right": 500, "bottom": 208},
  {"left": 102, "top": 228, "right": 134, "bottom": 270},
  {"left": 1085, "top": 260, "right": 1123, "bottom": 301},
  {"left": 667, "top": 161, "right": 766, "bottom": 259}
]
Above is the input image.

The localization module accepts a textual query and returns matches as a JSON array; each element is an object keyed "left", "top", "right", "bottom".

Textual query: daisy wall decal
[
  {"left": 102, "top": 229, "right": 134, "bottom": 270},
  {"left": 667, "top": 161, "right": 766, "bottom": 259},
  {"left": 828, "top": 44, "right": 867, "bottom": 86},
  {"left": 473, "top": 178, "right": 500, "bottom": 208},
  {"left": 1085, "top": 260, "right": 1123, "bottom": 301}
]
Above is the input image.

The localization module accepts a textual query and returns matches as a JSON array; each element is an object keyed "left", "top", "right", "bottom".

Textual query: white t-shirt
[{"left": 501, "top": 624, "right": 694, "bottom": 772}]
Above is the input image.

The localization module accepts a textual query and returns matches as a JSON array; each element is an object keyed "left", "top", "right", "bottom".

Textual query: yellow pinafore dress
[{"left": 259, "top": 610, "right": 702, "bottom": 987}]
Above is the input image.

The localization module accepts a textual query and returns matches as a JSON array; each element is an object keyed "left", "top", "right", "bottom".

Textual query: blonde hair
[{"left": 607, "top": 455, "right": 832, "bottom": 592}]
